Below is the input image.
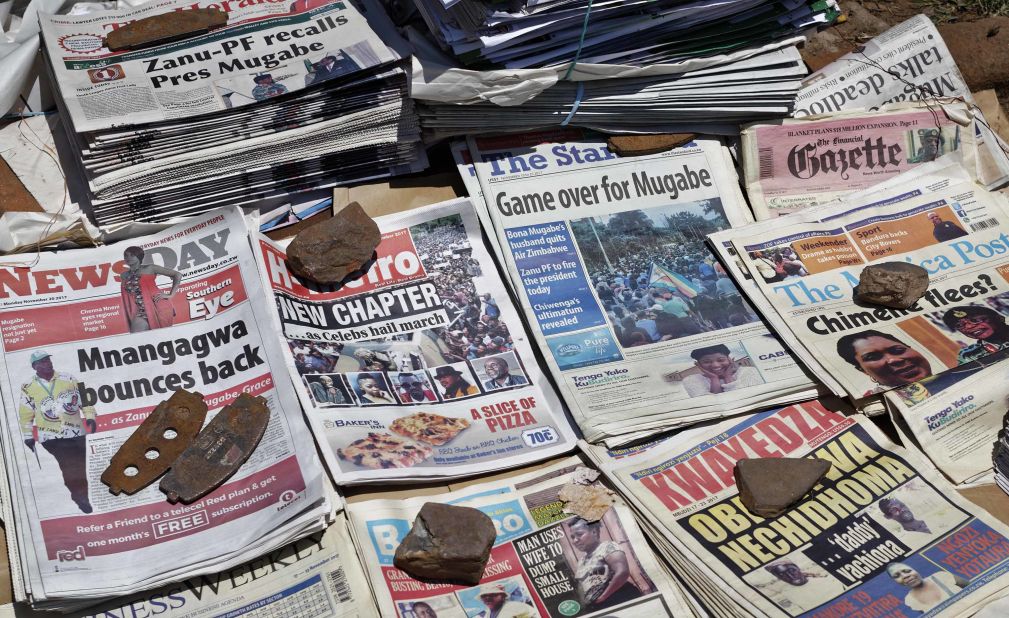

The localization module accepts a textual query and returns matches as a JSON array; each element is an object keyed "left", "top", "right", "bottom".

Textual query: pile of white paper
[{"left": 39, "top": 0, "right": 426, "bottom": 225}]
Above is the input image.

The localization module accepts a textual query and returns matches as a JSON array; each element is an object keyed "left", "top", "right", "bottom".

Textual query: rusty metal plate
[
  {"left": 101, "top": 389, "right": 208, "bottom": 496},
  {"left": 160, "top": 393, "right": 270, "bottom": 504},
  {"left": 104, "top": 8, "right": 228, "bottom": 52}
]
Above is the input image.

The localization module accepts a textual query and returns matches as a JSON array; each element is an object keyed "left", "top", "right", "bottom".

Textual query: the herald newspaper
[
  {"left": 254, "top": 198, "right": 577, "bottom": 483},
  {"left": 741, "top": 103, "right": 978, "bottom": 218},
  {"left": 346, "top": 457, "right": 696, "bottom": 618},
  {"left": 0, "top": 207, "right": 327, "bottom": 601},
  {"left": 582, "top": 401, "right": 1009, "bottom": 617},
  {"left": 39, "top": 0, "right": 398, "bottom": 132}
]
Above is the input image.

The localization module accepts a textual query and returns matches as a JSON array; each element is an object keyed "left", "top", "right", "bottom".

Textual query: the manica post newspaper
[
  {"left": 723, "top": 166, "right": 1009, "bottom": 402},
  {"left": 582, "top": 400, "right": 1009, "bottom": 617},
  {"left": 254, "top": 198, "right": 577, "bottom": 483},
  {"left": 0, "top": 207, "right": 328, "bottom": 608},
  {"left": 346, "top": 457, "right": 697, "bottom": 618},
  {"left": 464, "top": 129, "right": 817, "bottom": 445},
  {"left": 2, "top": 511, "right": 378, "bottom": 618},
  {"left": 740, "top": 102, "right": 978, "bottom": 218}
]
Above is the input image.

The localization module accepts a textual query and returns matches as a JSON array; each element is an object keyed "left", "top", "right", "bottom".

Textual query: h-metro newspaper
[
  {"left": 582, "top": 400, "right": 1009, "bottom": 617},
  {"left": 254, "top": 198, "right": 577, "bottom": 483},
  {"left": 347, "top": 456, "right": 697, "bottom": 618},
  {"left": 38, "top": 0, "right": 400, "bottom": 133},
  {"left": 0, "top": 207, "right": 328, "bottom": 606},
  {"left": 464, "top": 130, "right": 818, "bottom": 445}
]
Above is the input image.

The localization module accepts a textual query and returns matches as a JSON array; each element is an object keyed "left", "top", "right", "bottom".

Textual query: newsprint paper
[
  {"left": 347, "top": 457, "right": 697, "bottom": 618},
  {"left": 582, "top": 400, "right": 1009, "bottom": 617},
  {"left": 0, "top": 207, "right": 329, "bottom": 607},
  {"left": 465, "top": 130, "right": 817, "bottom": 445},
  {"left": 254, "top": 198, "right": 577, "bottom": 483}
]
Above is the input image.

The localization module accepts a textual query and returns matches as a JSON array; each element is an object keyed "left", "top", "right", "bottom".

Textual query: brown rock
[
  {"left": 286, "top": 202, "right": 381, "bottom": 285},
  {"left": 607, "top": 134, "right": 696, "bottom": 157},
  {"left": 855, "top": 262, "right": 929, "bottom": 309},
  {"left": 394, "top": 503, "right": 496, "bottom": 584},
  {"left": 735, "top": 457, "right": 832, "bottom": 518},
  {"left": 105, "top": 8, "right": 227, "bottom": 52},
  {"left": 559, "top": 482, "right": 615, "bottom": 522}
]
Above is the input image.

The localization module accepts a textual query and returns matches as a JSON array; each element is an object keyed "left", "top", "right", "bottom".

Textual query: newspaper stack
[
  {"left": 39, "top": 0, "right": 425, "bottom": 225},
  {"left": 346, "top": 457, "right": 702, "bottom": 617},
  {"left": 0, "top": 208, "right": 331, "bottom": 611},
  {"left": 454, "top": 128, "right": 819, "bottom": 446},
  {"left": 582, "top": 400, "right": 1009, "bottom": 617},
  {"left": 411, "top": 0, "right": 837, "bottom": 69}
]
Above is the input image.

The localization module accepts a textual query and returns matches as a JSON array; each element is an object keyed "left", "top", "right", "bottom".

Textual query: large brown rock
[
  {"left": 735, "top": 457, "right": 832, "bottom": 518},
  {"left": 855, "top": 262, "right": 929, "bottom": 309},
  {"left": 286, "top": 202, "right": 381, "bottom": 285},
  {"left": 394, "top": 502, "right": 496, "bottom": 584}
]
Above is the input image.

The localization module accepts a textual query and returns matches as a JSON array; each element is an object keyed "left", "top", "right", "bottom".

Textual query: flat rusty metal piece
[
  {"left": 101, "top": 389, "right": 208, "bottom": 496},
  {"left": 105, "top": 8, "right": 228, "bottom": 52},
  {"left": 607, "top": 133, "right": 697, "bottom": 157},
  {"left": 159, "top": 393, "right": 270, "bottom": 504}
]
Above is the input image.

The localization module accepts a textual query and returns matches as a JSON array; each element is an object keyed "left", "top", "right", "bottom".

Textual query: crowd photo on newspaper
[{"left": 7, "top": 0, "right": 1009, "bottom": 616}]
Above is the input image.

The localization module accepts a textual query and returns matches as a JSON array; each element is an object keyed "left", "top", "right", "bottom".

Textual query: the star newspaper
[
  {"left": 253, "top": 197, "right": 577, "bottom": 483},
  {"left": 581, "top": 400, "right": 1009, "bottom": 617},
  {"left": 740, "top": 102, "right": 979, "bottom": 218},
  {"left": 461, "top": 128, "right": 819, "bottom": 446},
  {"left": 712, "top": 153, "right": 1009, "bottom": 486},
  {"left": 0, "top": 207, "right": 329, "bottom": 608},
  {"left": 790, "top": 14, "right": 1009, "bottom": 200},
  {"left": 346, "top": 456, "right": 697, "bottom": 618}
]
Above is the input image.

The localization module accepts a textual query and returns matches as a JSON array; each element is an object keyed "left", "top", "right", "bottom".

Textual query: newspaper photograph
[
  {"left": 583, "top": 400, "right": 1009, "bottom": 617},
  {"left": 347, "top": 457, "right": 694, "bottom": 617},
  {"left": 794, "top": 14, "right": 1009, "bottom": 191},
  {"left": 726, "top": 173, "right": 1009, "bottom": 402},
  {"left": 40, "top": 0, "right": 399, "bottom": 132},
  {"left": 742, "top": 102, "right": 978, "bottom": 218},
  {"left": 254, "top": 198, "right": 576, "bottom": 483},
  {"left": 0, "top": 207, "right": 329, "bottom": 602},
  {"left": 464, "top": 129, "right": 817, "bottom": 444}
]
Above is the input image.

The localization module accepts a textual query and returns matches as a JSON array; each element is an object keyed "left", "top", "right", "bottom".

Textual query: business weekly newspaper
[
  {"left": 466, "top": 130, "right": 817, "bottom": 444},
  {"left": 0, "top": 208, "right": 328, "bottom": 604},
  {"left": 255, "top": 198, "right": 576, "bottom": 483}
]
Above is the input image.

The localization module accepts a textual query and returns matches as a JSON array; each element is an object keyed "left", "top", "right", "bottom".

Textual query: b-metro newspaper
[
  {"left": 465, "top": 130, "right": 818, "bottom": 445},
  {"left": 254, "top": 198, "right": 577, "bottom": 483},
  {"left": 582, "top": 400, "right": 1009, "bottom": 617},
  {"left": 347, "top": 457, "right": 698, "bottom": 618},
  {"left": 0, "top": 207, "right": 329, "bottom": 608}
]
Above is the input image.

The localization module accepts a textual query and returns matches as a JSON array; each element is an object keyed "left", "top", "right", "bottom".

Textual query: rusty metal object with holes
[
  {"left": 104, "top": 8, "right": 228, "bottom": 52},
  {"left": 160, "top": 393, "right": 270, "bottom": 504},
  {"left": 101, "top": 389, "right": 208, "bottom": 496}
]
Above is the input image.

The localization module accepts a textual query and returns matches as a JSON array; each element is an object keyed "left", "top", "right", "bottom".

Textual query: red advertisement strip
[
  {"left": 1, "top": 265, "right": 247, "bottom": 352},
  {"left": 95, "top": 372, "right": 275, "bottom": 431},
  {"left": 41, "top": 455, "right": 305, "bottom": 560}
]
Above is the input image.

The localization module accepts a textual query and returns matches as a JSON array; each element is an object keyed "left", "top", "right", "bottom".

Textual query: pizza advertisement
[{"left": 255, "top": 198, "right": 578, "bottom": 483}]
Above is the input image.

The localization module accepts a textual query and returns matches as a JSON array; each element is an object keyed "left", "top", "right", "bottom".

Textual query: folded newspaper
[
  {"left": 40, "top": 0, "right": 426, "bottom": 223},
  {"left": 459, "top": 129, "right": 819, "bottom": 445},
  {"left": 346, "top": 457, "right": 700, "bottom": 617},
  {"left": 253, "top": 198, "right": 578, "bottom": 483},
  {"left": 0, "top": 207, "right": 330, "bottom": 610},
  {"left": 582, "top": 400, "right": 1009, "bottom": 617}
]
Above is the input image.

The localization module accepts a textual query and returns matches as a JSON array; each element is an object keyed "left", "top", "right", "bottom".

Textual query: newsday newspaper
[
  {"left": 254, "top": 198, "right": 577, "bottom": 484},
  {"left": 0, "top": 207, "right": 328, "bottom": 608}
]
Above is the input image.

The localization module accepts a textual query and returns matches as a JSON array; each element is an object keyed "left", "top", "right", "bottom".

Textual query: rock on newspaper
[
  {"left": 582, "top": 400, "right": 1009, "bottom": 617},
  {"left": 347, "top": 457, "right": 697, "bottom": 617},
  {"left": 463, "top": 129, "right": 818, "bottom": 445},
  {"left": 0, "top": 207, "right": 329, "bottom": 609},
  {"left": 254, "top": 198, "right": 577, "bottom": 483}
]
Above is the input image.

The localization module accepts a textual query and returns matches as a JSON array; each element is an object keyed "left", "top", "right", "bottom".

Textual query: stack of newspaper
[
  {"left": 39, "top": 0, "right": 425, "bottom": 225},
  {"left": 0, "top": 208, "right": 331, "bottom": 610},
  {"left": 453, "top": 128, "right": 819, "bottom": 446},
  {"left": 411, "top": 0, "right": 837, "bottom": 69},
  {"left": 346, "top": 456, "right": 702, "bottom": 617},
  {"left": 582, "top": 400, "right": 1009, "bottom": 617}
]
